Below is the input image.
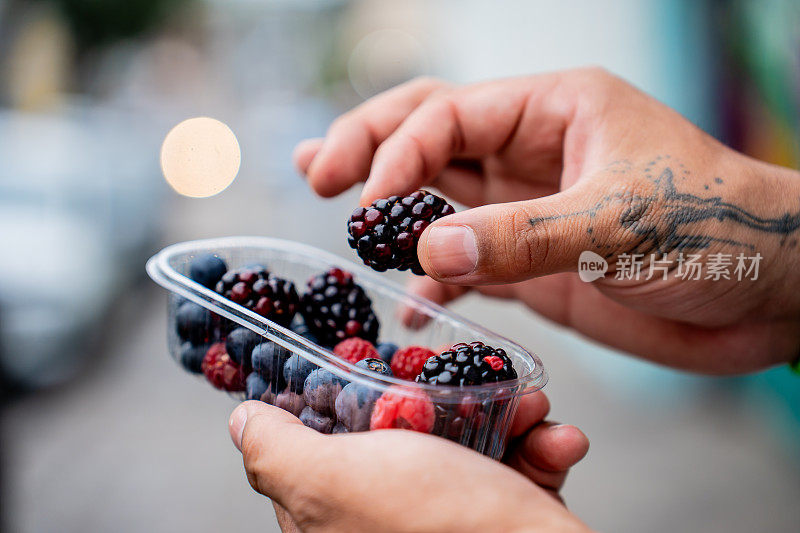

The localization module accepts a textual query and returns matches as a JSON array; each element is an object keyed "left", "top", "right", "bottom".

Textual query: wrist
[{"left": 744, "top": 159, "right": 800, "bottom": 318}]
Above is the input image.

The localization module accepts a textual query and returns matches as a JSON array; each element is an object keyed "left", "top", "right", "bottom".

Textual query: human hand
[
  {"left": 229, "top": 393, "right": 589, "bottom": 532},
  {"left": 294, "top": 69, "right": 800, "bottom": 373}
]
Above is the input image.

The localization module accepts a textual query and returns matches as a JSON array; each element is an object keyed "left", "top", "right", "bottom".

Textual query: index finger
[
  {"left": 305, "top": 77, "right": 449, "bottom": 198},
  {"left": 360, "top": 72, "right": 573, "bottom": 205}
]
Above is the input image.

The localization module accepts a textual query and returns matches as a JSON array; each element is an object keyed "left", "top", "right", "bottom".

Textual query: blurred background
[{"left": 1, "top": 0, "right": 798, "bottom": 531}]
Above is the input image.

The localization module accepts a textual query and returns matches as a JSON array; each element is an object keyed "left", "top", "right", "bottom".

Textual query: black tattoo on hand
[{"left": 529, "top": 156, "right": 800, "bottom": 257}]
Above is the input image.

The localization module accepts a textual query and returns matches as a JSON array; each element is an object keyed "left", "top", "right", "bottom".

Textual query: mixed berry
[
  {"left": 174, "top": 238, "right": 522, "bottom": 442},
  {"left": 347, "top": 190, "right": 455, "bottom": 274},
  {"left": 416, "top": 342, "right": 517, "bottom": 386},
  {"left": 300, "top": 267, "right": 379, "bottom": 347},
  {"left": 215, "top": 265, "right": 299, "bottom": 327}
]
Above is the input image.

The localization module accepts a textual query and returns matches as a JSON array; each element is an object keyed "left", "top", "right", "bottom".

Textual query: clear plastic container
[{"left": 146, "top": 236, "right": 547, "bottom": 458}]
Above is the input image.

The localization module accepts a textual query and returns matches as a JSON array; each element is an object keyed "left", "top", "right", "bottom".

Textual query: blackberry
[
  {"left": 290, "top": 315, "right": 321, "bottom": 345},
  {"left": 215, "top": 266, "right": 299, "bottom": 326},
  {"left": 347, "top": 190, "right": 455, "bottom": 274},
  {"left": 300, "top": 268, "right": 379, "bottom": 347},
  {"left": 416, "top": 342, "right": 517, "bottom": 386}
]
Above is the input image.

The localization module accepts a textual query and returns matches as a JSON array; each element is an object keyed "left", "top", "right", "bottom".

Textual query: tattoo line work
[{"left": 529, "top": 156, "right": 800, "bottom": 257}]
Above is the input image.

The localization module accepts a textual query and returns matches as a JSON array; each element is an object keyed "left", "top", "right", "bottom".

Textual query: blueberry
[
  {"left": 376, "top": 342, "right": 398, "bottom": 363},
  {"left": 274, "top": 389, "right": 306, "bottom": 417},
  {"left": 331, "top": 422, "right": 349, "bottom": 434},
  {"left": 290, "top": 316, "right": 321, "bottom": 345},
  {"left": 355, "top": 357, "right": 392, "bottom": 376},
  {"left": 251, "top": 343, "right": 289, "bottom": 389},
  {"left": 226, "top": 327, "right": 262, "bottom": 367},
  {"left": 246, "top": 372, "right": 274, "bottom": 402},
  {"left": 303, "top": 369, "right": 347, "bottom": 416},
  {"left": 335, "top": 382, "right": 381, "bottom": 432},
  {"left": 179, "top": 342, "right": 208, "bottom": 373},
  {"left": 283, "top": 354, "right": 318, "bottom": 393},
  {"left": 176, "top": 302, "right": 213, "bottom": 343},
  {"left": 299, "top": 406, "right": 335, "bottom": 434},
  {"left": 189, "top": 254, "right": 228, "bottom": 289},
  {"left": 242, "top": 263, "right": 268, "bottom": 273}
]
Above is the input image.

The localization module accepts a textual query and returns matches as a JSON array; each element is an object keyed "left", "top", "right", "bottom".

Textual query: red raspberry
[
  {"left": 333, "top": 338, "right": 379, "bottom": 364},
  {"left": 370, "top": 387, "right": 434, "bottom": 433},
  {"left": 201, "top": 342, "right": 245, "bottom": 391},
  {"left": 390, "top": 346, "right": 436, "bottom": 380}
]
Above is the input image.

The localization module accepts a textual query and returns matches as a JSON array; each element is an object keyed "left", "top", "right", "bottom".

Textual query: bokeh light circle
[{"left": 160, "top": 117, "right": 241, "bottom": 198}]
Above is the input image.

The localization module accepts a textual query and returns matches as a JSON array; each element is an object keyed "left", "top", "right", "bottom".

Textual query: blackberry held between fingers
[
  {"left": 348, "top": 190, "right": 455, "bottom": 274},
  {"left": 416, "top": 342, "right": 517, "bottom": 386},
  {"left": 300, "top": 268, "right": 379, "bottom": 347},
  {"left": 215, "top": 266, "right": 299, "bottom": 326}
]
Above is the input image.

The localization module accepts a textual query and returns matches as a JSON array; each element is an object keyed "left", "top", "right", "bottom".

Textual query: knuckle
[
  {"left": 426, "top": 86, "right": 455, "bottom": 105},
  {"left": 406, "top": 75, "right": 445, "bottom": 92},
  {"left": 327, "top": 112, "right": 355, "bottom": 135},
  {"left": 520, "top": 206, "right": 553, "bottom": 273},
  {"left": 285, "top": 487, "right": 332, "bottom": 528},
  {"left": 566, "top": 66, "right": 626, "bottom": 114},
  {"left": 579, "top": 65, "right": 614, "bottom": 83},
  {"left": 495, "top": 204, "right": 551, "bottom": 275},
  {"left": 605, "top": 180, "right": 661, "bottom": 254}
]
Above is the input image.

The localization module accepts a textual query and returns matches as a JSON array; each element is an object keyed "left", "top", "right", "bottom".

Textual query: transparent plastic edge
[{"left": 146, "top": 236, "right": 547, "bottom": 399}]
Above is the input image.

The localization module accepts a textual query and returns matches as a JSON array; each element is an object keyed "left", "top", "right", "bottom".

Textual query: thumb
[
  {"left": 417, "top": 187, "right": 610, "bottom": 284},
  {"left": 229, "top": 401, "right": 324, "bottom": 502}
]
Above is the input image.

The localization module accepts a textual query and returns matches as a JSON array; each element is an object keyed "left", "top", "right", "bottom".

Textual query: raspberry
[
  {"left": 201, "top": 342, "right": 246, "bottom": 391},
  {"left": 347, "top": 190, "right": 455, "bottom": 274},
  {"left": 390, "top": 346, "right": 436, "bottom": 380},
  {"left": 215, "top": 266, "right": 299, "bottom": 327},
  {"left": 300, "top": 267, "right": 380, "bottom": 347},
  {"left": 370, "top": 387, "right": 434, "bottom": 433},
  {"left": 416, "top": 342, "right": 517, "bottom": 386},
  {"left": 333, "top": 338, "right": 380, "bottom": 364}
]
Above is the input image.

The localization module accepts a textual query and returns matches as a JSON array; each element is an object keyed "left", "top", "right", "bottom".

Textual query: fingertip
[
  {"left": 553, "top": 424, "right": 590, "bottom": 462},
  {"left": 306, "top": 157, "right": 351, "bottom": 198},
  {"left": 417, "top": 220, "right": 479, "bottom": 281},
  {"left": 358, "top": 179, "right": 383, "bottom": 207},
  {"left": 293, "top": 138, "right": 324, "bottom": 176},
  {"left": 229, "top": 403, "right": 248, "bottom": 451},
  {"left": 231, "top": 401, "right": 307, "bottom": 452},
  {"left": 527, "top": 423, "right": 590, "bottom": 471}
]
